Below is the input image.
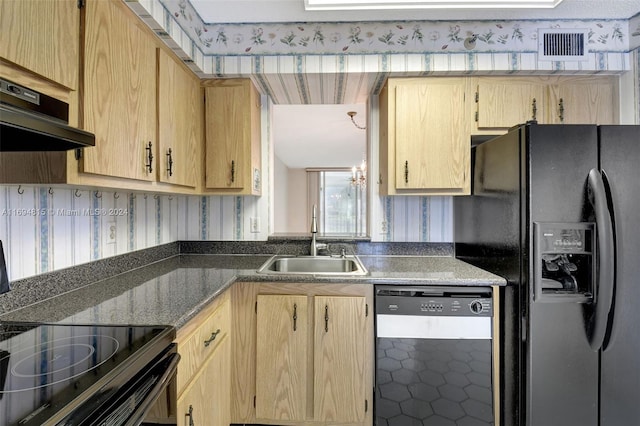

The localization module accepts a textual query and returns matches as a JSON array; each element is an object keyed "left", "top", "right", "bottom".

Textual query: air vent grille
[{"left": 538, "top": 29, "right": 589, "bottom": 61}]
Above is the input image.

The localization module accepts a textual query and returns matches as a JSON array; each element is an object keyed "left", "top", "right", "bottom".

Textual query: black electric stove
[{"left": 0, "top": 321, "right": 177, "bottom": 426}]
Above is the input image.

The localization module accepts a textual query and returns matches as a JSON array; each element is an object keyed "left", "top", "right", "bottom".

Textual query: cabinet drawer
[{"left": 176, "top": 295, "right": 230, "bottom": 395}]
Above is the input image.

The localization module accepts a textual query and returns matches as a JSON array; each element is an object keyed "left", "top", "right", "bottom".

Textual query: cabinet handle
[
  {"left": 145, "top": 141, "right": 153, "bottom": 173},
  {"left": 324, "top": 305, "right": 329, "bottom": 332},
  {"left": 293, "top": 303, "right": 297, "bottom": 331},
  {"left": 558, "top": 98, "right": 565, "bottom": 123},
  {"left": 203, "top": 329, "right": 221, "bottom": 347},
  {"left": 166, "top": 148, "right": 173, "bottom": 177},
  {"left": 531, "top": 98, "right": 537, "bottom": 121},
  {"left": 231, "top": 160, "right": 235, "bottom": 183},
  {"left": 186, "top": 405, "right": 195, "bottom": 426},
  {"left": 404, "top": 161, "right": 409, "bottom": 184}
]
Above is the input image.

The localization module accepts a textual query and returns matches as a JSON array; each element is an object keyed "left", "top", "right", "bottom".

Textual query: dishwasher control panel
[{"left": 376, "top": 286, "right": 493, "bottom": 317}]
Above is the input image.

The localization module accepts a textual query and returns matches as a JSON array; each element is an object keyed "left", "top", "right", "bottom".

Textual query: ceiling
[
  {"left": 273, "top": 104, "right": 367, "bottom": 168},
  {"left": 190, "top": 0, "right": 640, "bottom": 23}
]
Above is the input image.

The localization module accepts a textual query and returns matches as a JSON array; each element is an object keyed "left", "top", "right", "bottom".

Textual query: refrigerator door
[
  {"left": 599, "top": 125, "right": 640, "bottom": 426},
  {"left": 526, "top": 125, "right": 599, "bottom": 426}
]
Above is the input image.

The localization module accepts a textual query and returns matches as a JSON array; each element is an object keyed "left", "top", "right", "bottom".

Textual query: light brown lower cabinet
[
  {"left": 176, "top": 339, "right": 230, "bottom": 426},
  {"left": 166, "top": 291, "right": 231, "bottom": 426},
  {"left": 232, "top": 282, "right": 374, "bottom": 426},
  {"left": 145, "top": 282, "right": 373, "bottom": 426}
]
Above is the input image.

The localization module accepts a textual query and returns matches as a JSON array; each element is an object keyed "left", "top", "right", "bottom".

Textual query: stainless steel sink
[{"left": 257, "top": 255, "right": 368, "bottom": 276}]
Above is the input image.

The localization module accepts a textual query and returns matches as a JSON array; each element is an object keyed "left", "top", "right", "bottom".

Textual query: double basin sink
[{"left": 257, "top": 254, "right": 368, "bottom": 276}]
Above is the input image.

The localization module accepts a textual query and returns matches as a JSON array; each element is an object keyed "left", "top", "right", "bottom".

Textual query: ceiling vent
[{"left": 538, "top": 28, "right": 589, "bottom": 61}]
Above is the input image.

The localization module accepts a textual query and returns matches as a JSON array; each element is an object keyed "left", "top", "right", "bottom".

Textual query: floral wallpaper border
[{"left": 158, "top": 0, "right": 633, "bottom": 56}]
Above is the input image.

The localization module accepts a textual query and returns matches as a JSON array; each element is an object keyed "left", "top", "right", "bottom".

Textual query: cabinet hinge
[
  {"left": 253, "top": 395, "right": 256, "bottom": 408},
  {"left": 74, "top": 148, "right": 83, "bottom": 161},
  {"left": 365, "top": 399, "right": 368, "bottom": 412},
  {"left": 475, "top": 111, "right": 479, "bottom": 122},
  {"left": 77, "top": 0, "right": 85, "bottom": 9},
  {"left": 255, "top": 301, "right": 257, "bottom": 314},
  {"left": 365, "top": 304, "right": 369, "bottom": 317},
  {"left": 475, "top": 91, "right": 479, "bottom": 103}
]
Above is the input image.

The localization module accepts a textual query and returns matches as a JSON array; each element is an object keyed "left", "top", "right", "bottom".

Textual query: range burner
[
  {"left": 0, "top": 321, "right": 175, "bottom": 425},
  {"left": 4, "top": 334, "right": 120, "bottom": 393}
]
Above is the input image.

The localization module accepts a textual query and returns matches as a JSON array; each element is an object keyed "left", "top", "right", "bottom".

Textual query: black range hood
[{"left": 0, "top": 78, "right": 95, "bottom": 152}]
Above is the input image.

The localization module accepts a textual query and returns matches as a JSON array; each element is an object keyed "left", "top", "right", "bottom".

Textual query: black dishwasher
[{"left": 375, "top": 286, "right": 494, "bottom": 426}]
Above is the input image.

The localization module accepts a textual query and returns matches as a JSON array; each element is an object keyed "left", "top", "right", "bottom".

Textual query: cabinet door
[
  {"left": 0, "top": 0, "right": 79, "bottom": 90},
  {"left": 394, "top": 79, "right": 468, "bottom": 192},
  {"left": 255, "top": 295, "right": 308, "bottom": 422},
  {"left": 205, "top": 79, "right": 261, "bottom": 195},
  {"left": 177, "top": 339, "right": 230, "bottom": 426},
  {"left": 476, "top": 78, "right": 547, "bottom": 128},
  {"left": 83, "top": 0, "right": 157, "bottom": 181},
  {"left": 548, "top": 77, "right": 618, "bottom": 124},
  {"left": 158, "top": 50, "right": 201, "bottom": 187},
  {"left": 314, "top": 296, "right": 367, "bottom": 423}
]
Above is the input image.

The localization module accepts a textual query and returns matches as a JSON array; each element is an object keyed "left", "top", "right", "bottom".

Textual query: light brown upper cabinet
[
  {"left": 204, "top": 79, "right": 262, "bottom": 195},
  {"left": 0, "top": 0, "right": 79, "bottom": 90},
  {"left": 82, "top": 0, "right": 157, "bottom": 182},
  {"left": 158, "top": 50, "right": 202, "bottom": 188},
  {"left": 380, "top": 78, "right": 470, "bottom": 196},
  {"left": 475, "top": 77, "right": 548, "bottom": 129},
  {"left": 475, "top": 76, "right": 618, "bottom": 128},
  {"left": 547, "top": 76, "right": 619, "bottom": 124}
]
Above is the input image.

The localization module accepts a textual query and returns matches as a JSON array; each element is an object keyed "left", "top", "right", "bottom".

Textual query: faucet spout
[
  {"left": 310, "top": 205, "right": 326, "bottom": 256},
  {"left": 310, "top": 205, "right": 318, "bottom": 256},
  {"left": 311, "top": 204, "right": 318, "bottom": 234}
]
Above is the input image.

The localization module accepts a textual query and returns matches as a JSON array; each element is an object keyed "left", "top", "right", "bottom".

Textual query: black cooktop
[{"left": 0, "top": 321, "right": 175, "bottom": 425}]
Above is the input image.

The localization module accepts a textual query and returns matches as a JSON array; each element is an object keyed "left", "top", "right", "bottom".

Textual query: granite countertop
[{"left": 0, "top": 253, "right": 505, "bottom": 329}]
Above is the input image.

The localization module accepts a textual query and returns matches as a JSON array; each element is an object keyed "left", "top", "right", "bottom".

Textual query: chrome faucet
[{"left": 310, "top": 205, "right": 327, "bottom": 256}]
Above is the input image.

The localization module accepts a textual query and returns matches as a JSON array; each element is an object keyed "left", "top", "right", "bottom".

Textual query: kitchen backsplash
[{"left": 0, "top": 185, "right": 450, "bottom": 281}]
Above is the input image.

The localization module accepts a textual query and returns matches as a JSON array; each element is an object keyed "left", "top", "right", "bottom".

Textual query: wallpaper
[
  {"left": 127, "top": 0, "right": 634, "bottom": 106},
  {"left": 0, "top": 185, "right": 452, "bottom": 281},
  {"left": 158, "top": 0, "right": 631, "bottom": 56},
  {"left": 0, "top": 186, "right": 261, "bottom": 281}
]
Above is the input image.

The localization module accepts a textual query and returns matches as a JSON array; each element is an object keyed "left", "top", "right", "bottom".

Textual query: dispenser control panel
[
  {"left": 534, "top": 222, "right": 595, "bottom": 303},
  {"left": 539, "top": 227, "right": 589, "bottom": 252}
]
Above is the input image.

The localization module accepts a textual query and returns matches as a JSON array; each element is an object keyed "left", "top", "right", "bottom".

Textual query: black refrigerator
[{"left": 454, "top": 123, "right": 640, "bottom": 426}]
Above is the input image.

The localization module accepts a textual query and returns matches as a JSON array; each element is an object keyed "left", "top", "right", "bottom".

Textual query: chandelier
[{"left": 351, "top": 159, "right": 366, "bottom": 187}]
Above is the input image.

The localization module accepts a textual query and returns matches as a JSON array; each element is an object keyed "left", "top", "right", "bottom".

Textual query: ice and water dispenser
[{"left": 533, "top": 222, "right": 595, "bottom": 302}]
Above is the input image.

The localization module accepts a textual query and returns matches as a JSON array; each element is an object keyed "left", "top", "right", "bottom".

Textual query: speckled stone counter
[{"left": 0, "top": 251, "right": 505, "bottom": 329}]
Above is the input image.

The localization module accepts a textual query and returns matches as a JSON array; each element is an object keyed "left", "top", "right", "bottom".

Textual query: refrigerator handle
[{"left": 587, "top": 169, "right": 615, "bottom": 351}]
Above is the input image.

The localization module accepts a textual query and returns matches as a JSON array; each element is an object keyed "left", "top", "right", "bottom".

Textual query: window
[{"left": 308, "top": 169, "right": 366, "bottom": 236}]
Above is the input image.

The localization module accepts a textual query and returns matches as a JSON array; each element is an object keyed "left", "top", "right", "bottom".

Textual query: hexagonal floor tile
[{"left": 380, "top": 381, "right": 412, "bottom": 402}]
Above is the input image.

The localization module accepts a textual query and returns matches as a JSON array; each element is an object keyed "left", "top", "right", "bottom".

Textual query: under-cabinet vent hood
[
  {"left": 538, "top": 28, "right": 589, "bottom": 61},
  {"left": 0, "top": 78, "right": 95, "bottom": 152}
]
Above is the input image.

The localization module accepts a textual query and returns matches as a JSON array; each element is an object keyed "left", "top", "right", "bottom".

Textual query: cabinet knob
[
  {"left": 293, "top": 303, "right": 298, "bottom": 331},
  {"left": 558, "top": 98, "right": 565, "bottom": 123},
  {"left": 531, "top": 98, "right": 538, "bottom": 121},
  {"left": 166, "top": 148, "right": 173, "bottom": 177},
  {"left": 145, "top": 141, "right": 153, "bottom": 173},
  {"left": 204, "top": 329, "right": 221, "bottom": 347},
  {"left": 186, "top": 405, "right": 195, "bottom": 426},
  {"left": 404, "top": 161, "right": 409, "bottom": 184},
  {"left": 324, "top": 304, "right": 329, "bottom": 332},
  {"left": 230, "top": 160, "right": 236, "bottom": 183}
]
